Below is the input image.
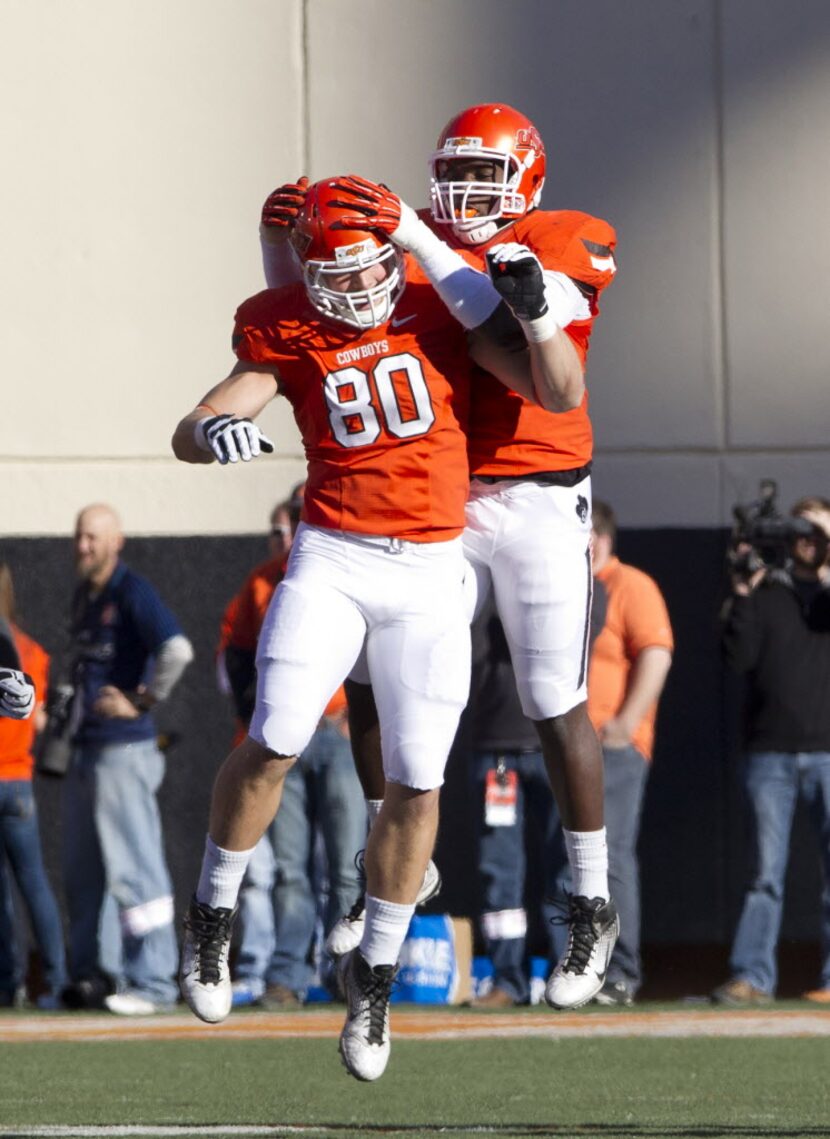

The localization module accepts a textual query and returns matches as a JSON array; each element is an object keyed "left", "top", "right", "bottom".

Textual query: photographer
[{"left": 713, "top": 494, "right": 830, "bottom": 1005}]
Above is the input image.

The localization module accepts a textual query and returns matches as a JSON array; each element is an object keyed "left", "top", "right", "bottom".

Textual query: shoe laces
[
  {"left": 345, "top": 894, "right": 366, "bottom": 923},
  {"left": 184, "top": 900, "right": 234, "bottom": 985},
  {"left": 344, "top": 849, "right": 367, "bottom": 923},
  {"left": 355, "top": 957, "right": 396, "bottom": 1046},
  {"left": 553, "top": 894, "right": 605, "bottom": 977}
]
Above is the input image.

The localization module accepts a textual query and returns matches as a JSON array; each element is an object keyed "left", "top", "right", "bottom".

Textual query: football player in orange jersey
[
  {"left": 292, "top": 105, "right": 621, "bottom": 1012},
  {"left": 172, "top": 179, "right": 520, "bottom": 1081}
]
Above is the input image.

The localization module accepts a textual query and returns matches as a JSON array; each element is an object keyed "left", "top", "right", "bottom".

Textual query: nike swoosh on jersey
[{"left": 390, "top": 313, "right": 417, "bottom": 327}]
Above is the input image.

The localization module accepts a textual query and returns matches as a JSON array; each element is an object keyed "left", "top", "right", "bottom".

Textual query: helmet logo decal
[
  {"left": 334, "top": 238, "right": 377, "bottom": 267},
  {"left": 515, "top": 126, "right": 543, "bottom": 152},
  {"left": 444, "top": 135, "right": 484, "bottom": 152}
]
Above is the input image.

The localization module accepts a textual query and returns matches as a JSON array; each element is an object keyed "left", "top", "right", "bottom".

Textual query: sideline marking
[
  {"left": 0, "top": 1130, "right": 312, "bottom": 1137},
  {"left": 0, "top": 1007, "right": 829, "bottom": 1043}
]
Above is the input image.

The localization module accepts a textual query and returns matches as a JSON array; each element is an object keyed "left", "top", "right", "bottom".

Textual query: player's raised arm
[
  {"left": 260, "top": 176, "right": 308, "bottom": 288},
  {"left": 475, "top": 243, "right": 587, "bottom": 413},
  {"left": 171, "top": 362, "right": 279, "bottom": 465}
]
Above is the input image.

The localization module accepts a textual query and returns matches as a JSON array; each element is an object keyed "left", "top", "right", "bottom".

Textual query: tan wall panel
[
  {"left": 722, "top": 1, "right": 830, "bottom": 448},
  {"left": 4, "top": 1, "right": 829, "bottom": 532},
  {"left": 3, "top": 0, "right": 304, "bottom": 463},
  {"left": 592, "top": 455, "right": 721, "bottom": 529},
  {"left": 722, "top": 454, "right": 830, "bottom": 524},
  {"left": 308, "top": 0, "right": 722, "bottom": 454},
  {"left": 2, "top": 449, "right": 307, "bottom": 537}
]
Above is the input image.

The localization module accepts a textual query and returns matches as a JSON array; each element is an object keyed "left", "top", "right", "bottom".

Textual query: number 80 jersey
[{"left": 232, "top": 264, "right": 472, "bottom": 542}]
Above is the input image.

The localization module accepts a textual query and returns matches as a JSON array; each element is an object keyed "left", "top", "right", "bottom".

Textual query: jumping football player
[
  {"left": 172, "top": 179, "right": 531, "bottom": 1080},
  {"left": 266, "top": 104, "right": 620, "bottom": 1011}
]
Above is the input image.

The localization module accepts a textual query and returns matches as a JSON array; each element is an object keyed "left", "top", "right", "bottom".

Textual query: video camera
[
  {"left": 729, "top": 479, "right": 815, "bottom": 577},
  {"left": 34, "top": 683, "right": 76, "bottom": 777}
]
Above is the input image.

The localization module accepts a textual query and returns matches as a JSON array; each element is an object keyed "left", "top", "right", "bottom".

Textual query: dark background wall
[{"left": 7, "top": 528, "right": 822, "bottom": 998}]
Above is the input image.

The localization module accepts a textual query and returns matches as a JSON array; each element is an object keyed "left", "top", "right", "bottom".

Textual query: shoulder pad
[{"left": 519, "top": 210, "right": 617, "bottom": 294}]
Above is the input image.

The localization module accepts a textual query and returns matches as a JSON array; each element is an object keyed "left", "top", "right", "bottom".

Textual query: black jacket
[{"left": 721, "top": 576, "right": 830, "bottom": 752}]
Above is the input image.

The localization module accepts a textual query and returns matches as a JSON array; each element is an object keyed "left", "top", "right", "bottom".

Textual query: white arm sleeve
[
  {"left": 260, "top": 230, "right": 303, "bottom": 289},
  {"left": 542, "top": 270, "right": 592, "bottom": 328},
  {"left": 145, "top": 634, "right": 194, "bottom": 702},
  {"left": 392, "top": 205, "right": 502, "bottom": 330}
]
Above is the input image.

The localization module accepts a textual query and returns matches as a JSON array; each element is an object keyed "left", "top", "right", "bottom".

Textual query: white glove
[
  {"left": 0, "top": 668, "right": 35, "bottom": 719},
  {"left": 194, "top": 415, "right": 275, "bottom": 465}
]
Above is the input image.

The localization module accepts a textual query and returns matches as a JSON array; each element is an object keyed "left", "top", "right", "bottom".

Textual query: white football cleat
[
  {"left": 180, "top": 896, "right": 236, "bottom": 1024},
  {"left": 104, "top": 991, "right": 159, "bottom": 1016},
  {"left": 326, "top": 858, "right": 442, "bottom": 959},
  {"left": 338, "top": 949, "right": 396, "bottom": 1082},
  {"left": 545, "top": 895, "right": 619, "bottom": 1010}
]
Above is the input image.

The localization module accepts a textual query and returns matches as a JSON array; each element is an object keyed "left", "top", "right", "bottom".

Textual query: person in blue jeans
[
  {"left": 582, "top": 501, "right": 673, "bottom": 1005},
  {"left": 232, "top": 722, "right": 367, "bottom": 1007},
  {"left": 260, "top": 716, "right": 366, "bottom": 1005},
  {"left": 714, "top": 496, "right": 830, "bottom": 1005},
  {"left": 0, "top": 563, "right": 67, "bottom": 1008},
  {"left": 62, "top": 504, "right": 193, "bottom": 1016},
  {"left": 468, "top": 594, "right": 570, "bottom": 1007},
  {"left": 0, "top": 783, "right": 68, "bottom": 1008}
]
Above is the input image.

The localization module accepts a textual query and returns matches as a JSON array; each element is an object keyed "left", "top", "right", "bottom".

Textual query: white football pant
[
  {"left": 463, "top": 476, "right": 593, "bottom": 721},
  {"left": 249, "top": 523, "right": 471, "bottom": 790}
]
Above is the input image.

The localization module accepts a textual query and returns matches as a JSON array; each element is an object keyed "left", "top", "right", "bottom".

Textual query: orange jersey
[
  {"left": 424, "top": 208, "right": 617, "bottom": 478},
  {"left": 0, "top": 626, "right": 49, "bottom": 781},
  {"left": 233, "top": 261, "right": 471, "bottom": 542},
  {"left": 227, "top": 555, "right": 288, "bottom": 654},
  {"left": 227, "top": 554, "right": 347, "bottom": 721},
  {"left": 587, "top": 557, "right": 673, "bottom": 762}
]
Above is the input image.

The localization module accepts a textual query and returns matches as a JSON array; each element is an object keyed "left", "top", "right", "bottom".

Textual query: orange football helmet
[
  {"left": 290, "top": 180, "right": 405, "bottom": 329},
  {"left": 430, "top": 103, "right": 546, "bottom": 245}
]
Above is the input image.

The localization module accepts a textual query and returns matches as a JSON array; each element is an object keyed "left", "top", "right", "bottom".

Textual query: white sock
[
  {"left": 366, "top": 799, "right": 384, "bottom": 827},
  {"left": 359, "top": 894, "right": 415, "bottom": 968},
  {"left": 196, "top": 835, "right": 257, "bottom": 910},
  {"left": 564, "top": 828, "right": 609, "bottom": 902}
]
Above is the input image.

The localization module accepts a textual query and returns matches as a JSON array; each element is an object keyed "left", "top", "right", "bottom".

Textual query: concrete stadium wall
[{"left": 3, "top": 0, "right": 828, "bottom": 535}]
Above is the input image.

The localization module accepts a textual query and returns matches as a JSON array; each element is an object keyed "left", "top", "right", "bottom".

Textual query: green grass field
[{"left": 0, "top": 1018, "right": 829, "bottom": 1139}]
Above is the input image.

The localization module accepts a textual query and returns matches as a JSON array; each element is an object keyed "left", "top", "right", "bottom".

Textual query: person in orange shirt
[
  {"left": 0, "top": 613, "right": 35, "bottom": 720},
  {"left": 216, "top": 495, "right": 299, "bottom": 746},
  {"left": 0, "top": 563, "right": 67, "bottom": 1008},
  {"left": 586, "top": 500, "right": 673, "bottom": 1005}
]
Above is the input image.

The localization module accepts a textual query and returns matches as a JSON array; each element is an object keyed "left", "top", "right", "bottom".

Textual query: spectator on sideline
[
  {"left": 0, "top": 562, "right": 67, "bottom": 1008},
  {"left": 469, "top": 582, "right": 608, "bottom": 1007},
  {"left": 0, "top": 615, "right": 36, "bottom": 721},
  {"left": 217, "top": 494, "right": 299, "bottom": 745},
  {"left": 220, "top": 488, "right": 366, "bottom": 1007},
  {"left": 217, "top": 493, "right": 295, "bottom": 1003},
  {"left": 62, "top": 503, "right": 193, "bottom": 1015},
  {"left": 713, "top": 497, "right": 830, "bottom": 1006},
  {"left": 583, "top": 500, "right": 673, "bottom": 1006}
]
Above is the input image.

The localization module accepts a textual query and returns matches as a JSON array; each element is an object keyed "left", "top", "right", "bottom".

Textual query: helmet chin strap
[{"left": 452, "top": 218, "right": 500, "bottom": 245}]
